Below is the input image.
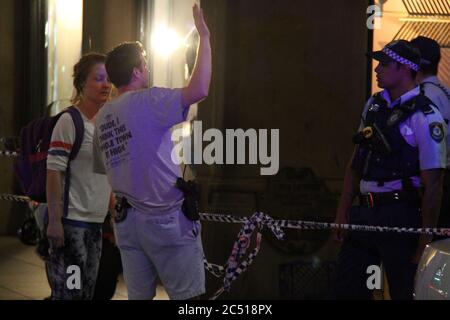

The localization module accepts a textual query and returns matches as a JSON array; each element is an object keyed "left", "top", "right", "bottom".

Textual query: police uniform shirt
[
  {"left": 421, "top": 76, "right": 450, "bottom": 168},
  {"left": 358, "top": 86, "right": 447, "bottom": 194}
]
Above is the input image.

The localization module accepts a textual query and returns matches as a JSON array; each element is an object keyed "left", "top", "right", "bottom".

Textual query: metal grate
[
  {"left": 403, "top": 0, "right": 450, "bottom": 16},
  {"left": 279, "top": 261, "right": 336, "bottom": 300},
  {"left": 393, "top": 1, "right": 450, "bottom": 47},
  {"left": 394, "top": 20, "right": 450, "bottom": 48},
  {"left": 394, "top": 1, "right": 450, "bottom": 48},
  {"left": 389, "top": 1, "right": 450, "bottom": 86}
]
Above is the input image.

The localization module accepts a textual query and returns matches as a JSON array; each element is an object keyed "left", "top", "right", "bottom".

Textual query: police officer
[
  {"left": 411, "top": 36, "right": 450, "bottom": 233},
  {"left": 330, "top": 40, "right": 446, "bottom": 300}
]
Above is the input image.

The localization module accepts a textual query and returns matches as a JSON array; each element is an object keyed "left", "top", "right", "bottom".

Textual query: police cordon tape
[
  {"left": 200, "top": 212, "right": 450, "bottom": 299},
  {"left": 0, "top": 150, "right": 19, "bottom": 158},
  {"left": 203, "top": 212, "right": 284, "bottom": 300},
  {"left": 0, "top": 194, "right": 33, "bottom": 203},
  {"left": 3, "top": 193, "right": 448, "bottom": 236},
  {"left": 200, "top": 212, "right": 450, "bottom": 237},
  {"left": 2, "top": 193, "right": 450, "bottom": 299}
]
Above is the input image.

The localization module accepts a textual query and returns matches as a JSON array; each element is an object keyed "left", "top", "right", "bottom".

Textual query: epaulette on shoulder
[
  {"left": 413, "top": 94, "right": 436, "bottom": 116},
  {"left": 419, "top": 104, "right": 435, "bottom": 116}
]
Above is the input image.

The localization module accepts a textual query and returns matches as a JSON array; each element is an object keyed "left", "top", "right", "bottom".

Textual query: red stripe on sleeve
[{"left": 49, "top": 141, "right": 73, "bottom": 150}]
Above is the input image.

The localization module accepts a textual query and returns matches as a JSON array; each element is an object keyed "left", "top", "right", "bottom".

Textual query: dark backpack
[{"left": 15, "top": 106, "right": 84, "bottom": 214}]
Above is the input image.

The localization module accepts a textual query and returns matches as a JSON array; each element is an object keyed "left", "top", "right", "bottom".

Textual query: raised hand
[{"left": 193, "top": 4, "right": 210, "bottom": 38}]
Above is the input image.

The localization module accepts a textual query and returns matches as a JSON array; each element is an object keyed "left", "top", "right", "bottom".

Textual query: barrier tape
[
  {"left": 200, "top": 212, "right": 450, "bottom": 299},
  {"left": 207, "top": 212, "right": 285, "bottom": 300},
  {"left": 2, "top": 194, "right": 450, "bottom": 299},
  {"left": 0, "top": 150, "right": 19, "bottom": 158},
  {"left": 0, "top": 196, "right": 447, "bottom": 237},
  {"left": 0, "top": 194, "right": 31, "bottom": 203},
  {"left": 199, "top": 213, "right": 450, "bottom": 237}
]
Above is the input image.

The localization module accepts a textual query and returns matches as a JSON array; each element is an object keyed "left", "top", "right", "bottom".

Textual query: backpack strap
[
  {"left": 61, "top": 106, "right": 84, "bottom": 218},
  {"left": 65, "top": 107, "right": 84, "bottom": 160}
]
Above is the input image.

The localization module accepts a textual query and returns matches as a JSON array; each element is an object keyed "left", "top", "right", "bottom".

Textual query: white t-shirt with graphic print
[{"left": 93, "top": 87, "right": 189, "bottom": 215}]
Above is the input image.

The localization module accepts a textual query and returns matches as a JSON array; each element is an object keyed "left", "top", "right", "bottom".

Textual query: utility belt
[
  {"left": 114, "top": 179, "right": 200, "bottom": 223},
  {"left": 358, "top": 189, "right": 421, "bottom": 209}
]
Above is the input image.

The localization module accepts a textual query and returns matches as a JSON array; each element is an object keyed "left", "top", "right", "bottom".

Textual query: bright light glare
[
  {"left": 56, "top": 0, "right": 83, "bottom": 31},
  {"left": 151, "top": 28, "right": 182, "bottom": 57}
]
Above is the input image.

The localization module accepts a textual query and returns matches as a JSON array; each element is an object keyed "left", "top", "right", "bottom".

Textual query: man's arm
[
  {"left": 334, "top": 149, "right": 361, "bottom": 241},
  {"left": 412, "top": 169, "right": 444, "bottom": 263},
  {"left": 182, "top": 4, "right": 212, "bottom": 107},
  {"left": 410, "top": 104, "right": 447, "bottom": 263}
]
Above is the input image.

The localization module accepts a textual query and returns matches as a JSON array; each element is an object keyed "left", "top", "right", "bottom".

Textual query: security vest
[{"left": 352, "top": 92, "right": 436, "bottom": 185}]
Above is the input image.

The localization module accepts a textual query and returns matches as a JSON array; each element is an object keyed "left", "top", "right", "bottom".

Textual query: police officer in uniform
[
  {"left": 330, "top": 40, "right": 446, "bottom": 300},
  {"left": 411, "top": 36, "right": 450, "bottom": 235}
]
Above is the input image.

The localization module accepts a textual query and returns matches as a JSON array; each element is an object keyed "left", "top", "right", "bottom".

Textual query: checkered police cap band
[{"left": 382, "top": 48, "right": 420, "bottom": 72}]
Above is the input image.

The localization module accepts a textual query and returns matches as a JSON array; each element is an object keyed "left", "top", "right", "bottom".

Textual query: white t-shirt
[
  {"left": 47, "top": 108, "right": 111, "bottom": 223},
  {"left": 93, "top": 87, "right": 189, "bottom": 215}
]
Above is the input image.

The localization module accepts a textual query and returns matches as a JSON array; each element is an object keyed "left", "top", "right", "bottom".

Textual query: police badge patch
[{"left": 430, "top": 122, "right": 444, "bottom": 143}]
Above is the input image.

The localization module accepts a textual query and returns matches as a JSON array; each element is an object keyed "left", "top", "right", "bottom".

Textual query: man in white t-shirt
[{"left": 93, "top": 5, "right": 211, "bottom": 300}]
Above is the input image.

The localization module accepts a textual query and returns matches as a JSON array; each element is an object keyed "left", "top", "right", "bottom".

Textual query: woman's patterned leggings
[{"left": 46, "top": 222, "right": 102, "bottom": 300}]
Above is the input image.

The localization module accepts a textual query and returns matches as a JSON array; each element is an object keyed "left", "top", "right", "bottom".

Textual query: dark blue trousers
[
  {"left": 329, "top": 202, "right": 421, "bottom": 300},
  {"left": 435, "top": 171, "right": 450, "bottom": 241}
]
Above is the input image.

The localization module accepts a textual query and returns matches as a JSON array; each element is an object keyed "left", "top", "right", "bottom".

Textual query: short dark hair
[
  {"left": 410, "top": 36, "right": 441, "bottom": 76},
  {"left": 72, "top": 53, "right": 107, "bottom": 104},
  {"left": 106, "top": 42, "right": 146, "bottom": 88}
]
